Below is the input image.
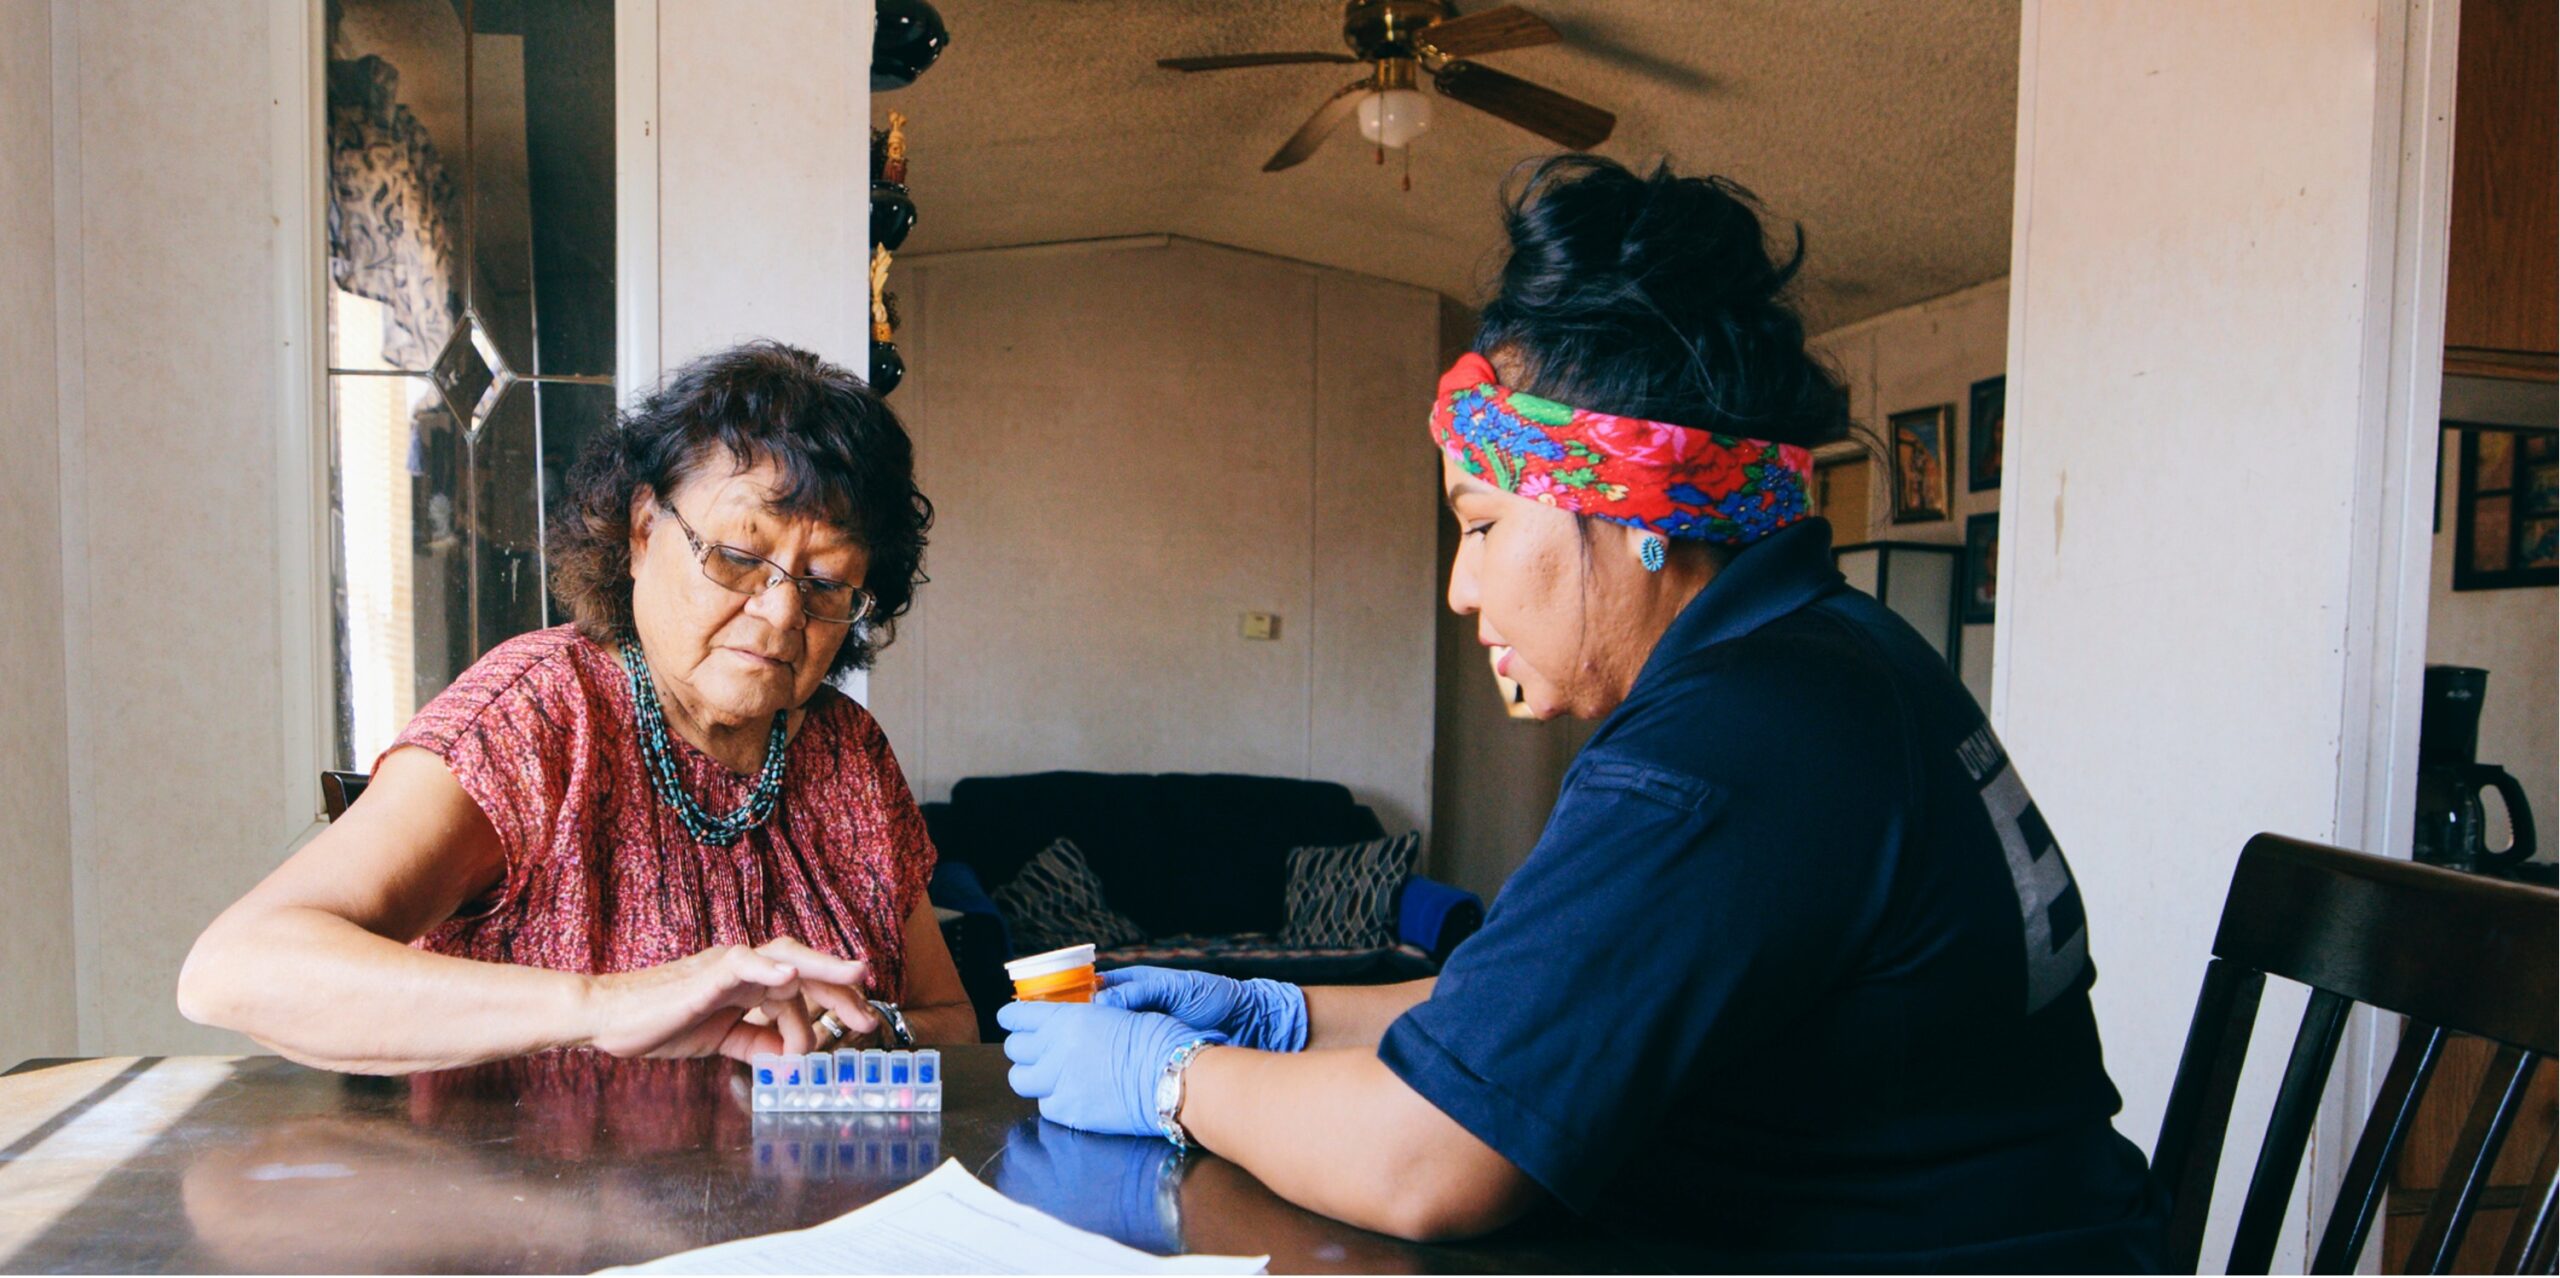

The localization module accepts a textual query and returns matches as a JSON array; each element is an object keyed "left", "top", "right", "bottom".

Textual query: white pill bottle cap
[{"left": 1003, "top": 943, "right": 1096, "bottom": 982}]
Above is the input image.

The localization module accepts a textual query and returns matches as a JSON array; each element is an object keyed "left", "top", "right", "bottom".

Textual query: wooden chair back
[
  {"left": 2155, "top": 833, "right": 2557, "bottom": 1273},
  {"left": 320, "top": 770, "right": 370, "bottom": 821}
]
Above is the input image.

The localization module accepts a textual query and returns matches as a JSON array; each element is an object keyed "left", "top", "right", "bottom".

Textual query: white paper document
[{"left": 601, "top": 1159, "right": 1267, "bottom": 1275}]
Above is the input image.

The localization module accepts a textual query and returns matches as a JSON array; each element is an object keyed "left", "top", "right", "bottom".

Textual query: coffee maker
[{"left": 2413, "top": 665, "right": 2538, "bottom": 874}]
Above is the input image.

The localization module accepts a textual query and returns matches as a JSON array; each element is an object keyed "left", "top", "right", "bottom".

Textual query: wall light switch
[{"left": 1240, "top": 611, "right": 1280, "bottom": 641}]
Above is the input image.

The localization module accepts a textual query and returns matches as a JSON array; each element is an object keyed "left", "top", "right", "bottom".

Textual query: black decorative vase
[
  {"left": 872, "top": 0, "right": 949, "bottom": 91},
  {"left": 871, "top": 181, "right": 916, "bottom": 252},
  {"left": 870, "top": 340, "right": 906, "bottom": 395}
]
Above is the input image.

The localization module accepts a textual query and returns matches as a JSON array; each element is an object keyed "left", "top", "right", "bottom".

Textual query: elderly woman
[
  {"left": 999, "top": 159, "right": 2164, "bottom": 1271},
  {"left": 180, "top": 341, "right": 971, "bottom": 1072}
]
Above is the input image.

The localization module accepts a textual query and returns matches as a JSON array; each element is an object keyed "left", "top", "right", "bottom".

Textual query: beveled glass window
[{"left": 324, "top": 0, "right": 616, "bottom": 769}]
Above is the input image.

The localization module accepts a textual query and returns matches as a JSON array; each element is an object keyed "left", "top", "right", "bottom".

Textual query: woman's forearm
[
  {"left": 886, "top": 894, "right": 976, "bottom": 1044},
  {"left": 901, "top": 998, "right": 979, "bottom": 1045},
  {"left": 1180, "top": 1044, "right": 1536, "bottom": 1241},
  {"left": 178, "top": 903, "right": 593, "bottom": 1074},
  {"left": 1303, "top": 977, "right": 1435, "bottom": 1049}
]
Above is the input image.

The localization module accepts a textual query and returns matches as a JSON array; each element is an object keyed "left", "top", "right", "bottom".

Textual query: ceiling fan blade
[
  {"left": 1415, "top": 4, "right": 1559, "bottom": 59},
  {"left": 1263, "top": 78, "right": 1372, "bottom": 171},
  {"left": 1158, "top": 52, "right": 1360, "bottom": 72},
  {"left": 1432, "top": 60, "right": 1614, "bottom": 149}
]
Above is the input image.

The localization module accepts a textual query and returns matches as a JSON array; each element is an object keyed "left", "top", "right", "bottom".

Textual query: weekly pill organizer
[{"left": 751, "top": 1049, "right": 943, "bottom": 1112}]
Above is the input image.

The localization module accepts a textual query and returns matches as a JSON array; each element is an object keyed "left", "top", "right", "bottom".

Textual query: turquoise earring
[{"left": 1639, "top": 535, "right": 1667, "bottom": 573}]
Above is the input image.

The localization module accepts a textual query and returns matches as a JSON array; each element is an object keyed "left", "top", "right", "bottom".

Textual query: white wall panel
[
  {"left": 2000, "top": 1, "right": 2454, "bottom": 1266},
  {"left": 0, "top": 0, "right": 79, "bottom": 1067},
  {"left": 870, "top": 239, "right": 1442, "bottom": 842}
]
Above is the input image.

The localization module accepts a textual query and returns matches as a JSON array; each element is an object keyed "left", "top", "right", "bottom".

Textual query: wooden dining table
[{"left": 0, "top": 1046, "right": 1701, "bottom": 1273}]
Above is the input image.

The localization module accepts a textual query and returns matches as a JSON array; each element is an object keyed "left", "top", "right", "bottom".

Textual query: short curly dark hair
[{"left": 547, "top": 341, "right": 932, "bottom": 675}]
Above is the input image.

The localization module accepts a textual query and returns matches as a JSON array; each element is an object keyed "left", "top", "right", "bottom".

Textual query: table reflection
[
  {"left": 988, "top": 1117, "right": 1184, "bottom": 1253},
  {"left": 751, "top": 1111, "right": 943, "bottom": 1182},
  {"left": 406, "top": 1051, "right": 755, "bottom": 1157},
  {"left": 122, "top": 1050, "right": 1572, "bottom": 1274},
  {"left": 177, "top": 1055, "right": 762, "bottom": 1272},
  {"left": 978, "top": 1117, "right": 1431, "bottom": 1272},
  {"left": 178, "top": 1110, "right": 703, "bottom": 1272}
]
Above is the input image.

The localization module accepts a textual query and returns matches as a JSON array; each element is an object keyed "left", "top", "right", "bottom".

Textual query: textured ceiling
[{"left": 882, "top": 1, "right": 2020, "bottom": 330}]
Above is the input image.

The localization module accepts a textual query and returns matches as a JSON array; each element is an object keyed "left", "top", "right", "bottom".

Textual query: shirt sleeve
[
  {"left": 1378, "top": 747, "right": 1882, "bottom": 1213},
  {"left": 385, "top": 643, "right": 581, "bottom": 920}
]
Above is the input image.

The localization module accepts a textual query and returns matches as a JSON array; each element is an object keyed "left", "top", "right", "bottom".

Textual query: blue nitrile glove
[
  {"left": 1093, "top": 966, "right": 1310, "bottom": 1053},
  {"left": 998, "top": 999, "right": 1225, "bottom": 1138}
]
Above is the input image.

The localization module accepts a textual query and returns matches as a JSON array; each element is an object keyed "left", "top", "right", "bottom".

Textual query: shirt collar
[{"left": 1634, "top": 517, "right": 1844, "bottom": 684}]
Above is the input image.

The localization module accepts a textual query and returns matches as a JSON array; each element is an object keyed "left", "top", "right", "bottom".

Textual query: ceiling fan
[{"left": 1159, "top": 1, "right": 1615, "bottom": 173}]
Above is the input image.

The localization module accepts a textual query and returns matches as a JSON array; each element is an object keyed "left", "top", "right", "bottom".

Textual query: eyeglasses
[{"left": 658, "top": 501, "right": 874, "bottom": 626}]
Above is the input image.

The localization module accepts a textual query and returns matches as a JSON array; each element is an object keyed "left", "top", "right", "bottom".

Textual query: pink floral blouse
[{"left": 388, "top": 626, "right": 935, "bottom": 998}]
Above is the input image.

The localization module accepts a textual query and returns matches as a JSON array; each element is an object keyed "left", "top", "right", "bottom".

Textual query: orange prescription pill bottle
[{"left": 1005, "top": 943, "right": 1099, "bottom": 1003}]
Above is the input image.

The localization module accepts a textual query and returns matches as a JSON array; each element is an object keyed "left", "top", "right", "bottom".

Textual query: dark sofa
[{"left": 923, "top": 772, "right": 1484, "bottom": 1040}]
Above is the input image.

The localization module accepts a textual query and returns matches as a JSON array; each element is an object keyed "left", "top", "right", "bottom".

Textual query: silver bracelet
[
  {"left": 869, "top": 999, "right": 915, "bottom": 1049},
  {"left": 1153, "top": 1039, "right": 1216, "bottom": 1152}
]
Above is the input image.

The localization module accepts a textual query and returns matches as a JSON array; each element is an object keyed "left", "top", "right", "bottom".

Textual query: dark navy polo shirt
[{"left": 1379, "top": 519, "right": 2162, "bottom": 1269}]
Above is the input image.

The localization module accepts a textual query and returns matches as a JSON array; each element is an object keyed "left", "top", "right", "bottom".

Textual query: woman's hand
[
  {"left": 1095, "top": 966, "right": 1309, "bottom": 1052},
  {"left": 998, "top": 1000, "right": 1224, "bottom": 1137},
  {"left": 583, "top": 937, "right": 878, "bottom": 1062},
  {"left": 757, "top": 936, "right": 884, "bottom": 1049}
]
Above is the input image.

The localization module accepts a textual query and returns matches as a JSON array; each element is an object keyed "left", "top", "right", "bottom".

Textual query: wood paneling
[
  {"left": 2384, "top": 1034, "right": 2558, "bottom": 1271},
  {"left": 2444, "top": 0, "right": 2558, "bottom": 358}
]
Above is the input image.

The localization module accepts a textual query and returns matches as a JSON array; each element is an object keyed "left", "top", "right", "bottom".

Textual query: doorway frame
[{"left": 2318, "top": 0, "right": 2464, "bottom": 1268}]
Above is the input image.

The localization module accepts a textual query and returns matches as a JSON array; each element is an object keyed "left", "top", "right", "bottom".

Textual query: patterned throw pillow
[
  {"left": 1280, "top": 832, "right": 1421, "bottom": 950},
  {"left": 992, "top": 837, "right": 1146, "bottom": 955}
]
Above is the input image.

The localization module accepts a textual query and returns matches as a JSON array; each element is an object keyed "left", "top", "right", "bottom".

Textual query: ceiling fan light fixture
[
  {"left": 1179, "top": 6, "right": 1610, "bottom": 173},
  {"left": 1357, "top": 87, "right": 1433, "bottom": 149}
]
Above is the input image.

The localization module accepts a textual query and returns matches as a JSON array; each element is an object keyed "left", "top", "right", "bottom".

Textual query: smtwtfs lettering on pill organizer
[{"left": 751, "top": 1048, "right": 942, "bottom": 1112}]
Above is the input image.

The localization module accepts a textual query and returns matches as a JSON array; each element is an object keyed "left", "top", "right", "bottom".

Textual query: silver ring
[{"left": 813, "top": 1009, "right": 849, "bottom": 1048}]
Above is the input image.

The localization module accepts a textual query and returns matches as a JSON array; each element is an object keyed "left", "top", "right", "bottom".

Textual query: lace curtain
[{"left": 326, "top": 54, "right": 461, "bottom": 371}]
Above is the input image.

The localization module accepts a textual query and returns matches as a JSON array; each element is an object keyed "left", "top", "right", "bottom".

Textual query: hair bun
[
  {"left": 1494, "top": 156, "right": 1802, "bottom": 330},
  {"left": 1475, "top": 155, "right": 1847, "bottom": 450}
]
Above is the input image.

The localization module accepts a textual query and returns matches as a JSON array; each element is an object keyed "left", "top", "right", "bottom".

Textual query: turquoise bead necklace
[{"left": 619, "top": 641, "right": 789, "bottom": 846}]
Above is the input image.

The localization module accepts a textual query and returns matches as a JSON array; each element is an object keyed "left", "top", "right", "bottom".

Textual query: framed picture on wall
[
  {"left": 2434, "top": 428, "right": 2446, "bottom": 534},
  {"left": 1961, "top": 512, "right": 1999, "bottom": 624},
  {"left": 1890, "top": 404, "right": 1953, "bottom": 524},
  {"left": 2451, "top": 422, "right": 2559, "bottom": 591},
  {"left": 1813, "top": 450, "right": 1874, "bottom": 536},
  {"left": 1968, "top": 375, "right": 2005, "bottom": 493}
]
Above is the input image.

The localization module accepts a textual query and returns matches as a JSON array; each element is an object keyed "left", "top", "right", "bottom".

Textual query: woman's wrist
[
  {"left": 1173, "top": 1041, "right": 1221, "bottom": 1128},
  {"left": 869, "top": 999, "right": 916, "bottom": 1048},
  {"left": 1246, "top": 980, "right": 1311, "bottom": 1052},
  {"left": 567, "top": 970, "right": 609, "bottom": 1052},
  {"left": 1165, "top": 1039, "right": 1240, "bottom": 1153}
]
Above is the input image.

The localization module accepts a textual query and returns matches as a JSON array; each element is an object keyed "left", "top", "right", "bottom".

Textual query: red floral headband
[{"left": 1428, "top": 352, "right": 1814, "bottom": 546}]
